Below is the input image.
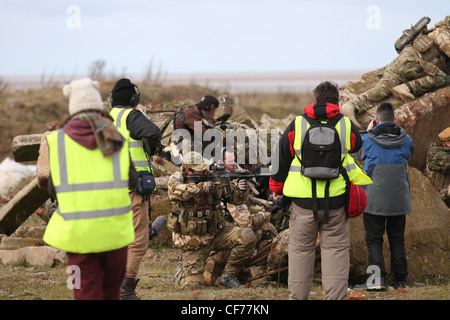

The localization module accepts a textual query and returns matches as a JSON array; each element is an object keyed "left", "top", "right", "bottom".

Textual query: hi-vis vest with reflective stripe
[
  {"left": 283, "top": 115, "right": 372, "bottom": 198},
  {"left": 110, "top": 107, "right": 151, "bottom": 173},
  {"left": 43, "top": 130, "right": 134, "bottom": 254}
]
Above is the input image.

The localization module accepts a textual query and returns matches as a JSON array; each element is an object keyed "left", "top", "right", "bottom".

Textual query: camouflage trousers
[
  {"left": 350, "top": 48, "right": 448, "bottom": 112},
  {"left": 172, "top": 225, "right": 257, "bottom": 289}
]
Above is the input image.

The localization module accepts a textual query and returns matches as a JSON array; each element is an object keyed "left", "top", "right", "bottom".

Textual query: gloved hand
[
  {"left": 237, "top": 179, "right": 248, "bottom": 192},
  {"left": 203, "top": 181, "right": 221, "bottom": 193}
]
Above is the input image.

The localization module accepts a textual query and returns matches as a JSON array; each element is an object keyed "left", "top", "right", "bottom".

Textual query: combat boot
[
  {"left": 120, "top": 277, "right": 140, "bottom": 300},
  {"left": 341, "top": 102, "right": 362, "bottom": 129},
  {"left": 218, "top": 271, "right": 244, "bottom": 289},
  {"left": 203, "top": 258, "right": 223, "bottom": 286},
  {"left": 392, "top": 84, "right": 415, "bottom": 102}
]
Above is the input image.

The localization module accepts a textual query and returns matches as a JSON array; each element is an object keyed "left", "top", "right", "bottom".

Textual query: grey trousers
[{"left": 288, "top": 203, "right": 350, "bottom": 300}]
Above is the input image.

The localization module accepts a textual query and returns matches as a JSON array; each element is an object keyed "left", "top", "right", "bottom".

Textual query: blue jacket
[{"left": 354, "top": 122, "right": 414, "bottom": 216}]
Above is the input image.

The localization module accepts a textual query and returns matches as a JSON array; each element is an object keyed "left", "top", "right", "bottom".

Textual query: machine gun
[{"left": 183, "top": 164, "right": 271, "bottom": 200}]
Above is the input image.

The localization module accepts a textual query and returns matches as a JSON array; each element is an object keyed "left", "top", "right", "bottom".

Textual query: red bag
[{"left": 346, "top": 182, "right": 367, "bottom": 218}]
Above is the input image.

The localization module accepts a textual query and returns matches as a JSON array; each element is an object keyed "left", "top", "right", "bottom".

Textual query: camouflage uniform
[
  {"left": 167, "top": 153, "right": 257, "bottom": 289},
  {"left": 349, "top": 46, "right": 448, "bottom": 112},
  {"left": 404, "top": 17, "right": 450, "bottom": 96},
  {"left": 346, "top": 19, "right": 450, "bottom": 112},
  {"left": 425, "top": 130, "right": 450, "bottom": 206},
  {"left": 205, "top": 202, "right": 274, "bottom": 271}
]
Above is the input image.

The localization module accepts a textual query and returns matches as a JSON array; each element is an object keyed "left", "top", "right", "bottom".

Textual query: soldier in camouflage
[
  {"left": 342, "top": 16, "right": 450, "bottom": 128},
  {"left": 167, "top": 151, "right": 257, "bottom": 289},
  {"left": 202, "top": 148, "right": 275, "bottom": 286},
  {"left": 426, "top": 127, "right": 450, "bottom": 207}
]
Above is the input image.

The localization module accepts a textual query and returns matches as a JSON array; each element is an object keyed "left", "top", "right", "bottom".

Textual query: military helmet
[
  {"left": 182, "top": 151, "right": 209, "bottom": 171},
  {"left": 438, "top": 127, "right": 450, "bottom": 141}
]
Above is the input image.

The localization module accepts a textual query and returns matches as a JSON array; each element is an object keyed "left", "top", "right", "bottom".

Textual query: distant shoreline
[{"left": 2, "top": 70, "right": 366, "bottom": 93}]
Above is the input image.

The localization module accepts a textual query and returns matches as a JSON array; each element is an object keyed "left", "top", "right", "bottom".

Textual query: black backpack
[{"left": 296, "top": 113, "right": 345, "bottom": 223}]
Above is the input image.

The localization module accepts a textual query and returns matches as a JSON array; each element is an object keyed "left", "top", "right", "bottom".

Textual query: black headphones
[
  {"left": 110, "top": 84, "right": 141, "bottom": 107},
  {"left": 130, "top": 85, "right": 140, "bottom": 107}
]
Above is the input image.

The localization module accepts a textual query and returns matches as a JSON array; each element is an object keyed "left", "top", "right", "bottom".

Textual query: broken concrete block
[
  {"left": 0, "top": 237, "right": 44, "bottom": 250},
  {"left": 0, "top": 177, "right": 49, "bottom": 236},
  {"left": 0, "top": 246, "right": 66, "bottom": 266},
  {"left": 11, "top": 134, "right": 42, "bottom": 163}
]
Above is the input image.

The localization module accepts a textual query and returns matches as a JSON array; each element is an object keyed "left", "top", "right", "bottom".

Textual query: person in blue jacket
[{"left": 353, "top": 102, "right": 414, "bottom": 290}]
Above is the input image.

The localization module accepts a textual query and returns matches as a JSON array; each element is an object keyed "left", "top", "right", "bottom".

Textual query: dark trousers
[
  {"left": 66, "top": 246, "right": 128, "bottom": 300},
  {"left": 363, "top": 213, "right": 408, "bottom": 281}
]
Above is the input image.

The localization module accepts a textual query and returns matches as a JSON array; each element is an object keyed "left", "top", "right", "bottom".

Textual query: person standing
[
  {"left": 269, "top": 81, "right": 370, "bottom": 300},
  {"left": 353, "top": 102, "right": 414, "bottom": 290},
  {"left": 109, "top": 78, "right": 161, "bottom": 300},
  {"left": 41, "top": 78, "right": 137, "bottom": 300}
]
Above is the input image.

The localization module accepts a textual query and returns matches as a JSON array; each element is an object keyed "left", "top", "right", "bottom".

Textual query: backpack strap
[
  {"left": 311, "top": 178, "right": 319, "bottom": 221},
  {"left": 323, "top": 180, "right": 331, "bottom": 224}
]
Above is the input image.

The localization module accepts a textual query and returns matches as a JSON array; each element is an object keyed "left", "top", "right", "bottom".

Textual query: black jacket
[{"left": 126, "top": 108, "right": 161, "bottom": 156}]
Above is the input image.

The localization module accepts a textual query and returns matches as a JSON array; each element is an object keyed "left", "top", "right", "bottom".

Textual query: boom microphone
[{"left": 149, "top": 215, "right": 168, "bottom": 240}]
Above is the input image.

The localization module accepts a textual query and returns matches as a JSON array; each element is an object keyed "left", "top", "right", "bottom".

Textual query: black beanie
[
  {"left": 110, "top": 78, "right": 139, "bottom": 106},
  {"left": 196, "top": 95, "right": 219, "bottom": 109}
]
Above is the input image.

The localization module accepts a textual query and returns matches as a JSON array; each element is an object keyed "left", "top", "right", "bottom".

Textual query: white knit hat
[{"left": 62, "top": 78, "right": 103, "bottom": 115}]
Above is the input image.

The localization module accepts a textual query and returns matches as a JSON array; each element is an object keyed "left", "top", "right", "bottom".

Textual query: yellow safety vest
[
  {"left": 110, "top": 107, "right": 151, "bottom": 173},
  {"left": 283, "top": 115, "right": 372, "bottom": 198},
  {"left": 43, "top": 130, "right": 134, "bottom": 254}
]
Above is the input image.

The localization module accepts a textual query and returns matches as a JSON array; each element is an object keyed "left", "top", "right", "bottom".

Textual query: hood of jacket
[
  {"left": 367, "top": 122, "right": 406, "bottom": 148},
  {"left": 304, "top": 103, "right": 340, "bottom": 120},
  {"left": 63, "top": 119, "right": 97, "bottom": 149}
]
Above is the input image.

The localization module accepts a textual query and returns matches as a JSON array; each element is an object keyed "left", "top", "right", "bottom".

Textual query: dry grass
[
  {"left": 0, "top": 243, "right": 448, "bottom": 301},
  {"left": 0, "top": 81, "right": 312, "bottom": 161},
  {"left": 237, "top": 91, "right": 314, "bottom": 120}
]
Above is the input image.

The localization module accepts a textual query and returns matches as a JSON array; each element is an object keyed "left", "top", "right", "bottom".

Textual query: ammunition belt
[{"left": 168, "top": 207, "right": 223, "bottom": 236}]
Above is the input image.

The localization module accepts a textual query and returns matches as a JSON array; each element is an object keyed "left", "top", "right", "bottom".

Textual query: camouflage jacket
[
  {"left": 168, "top": 170, "right": 250, "bottom": 250},
  {"left": 427, "top": 139, "right": 450, "bottom": 174},
  {"left": 168, "top": 170, "right": 248, "bottom": 209}
]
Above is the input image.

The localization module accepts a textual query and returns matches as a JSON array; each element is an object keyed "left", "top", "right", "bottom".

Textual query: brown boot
[
  {"left": 341, "top": 102, "right": 363, "bottom": 129},
  {"left": 120, "top": 277, "right": 140, "bottom": 300},
  {"left": 392, "top": 84, "right": 415, "bottom": 102},
  {"left": 203, "top": 258, "right": 224, "bottom": 286}
]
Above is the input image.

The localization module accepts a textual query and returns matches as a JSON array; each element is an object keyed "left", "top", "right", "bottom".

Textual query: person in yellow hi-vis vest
[
  {"left": 270, "top": 81, "right": 372, "bottom": 300},
  {"left": 109, "top": 78, "right": 161, "bottom": 300},
  {"left": 39, "top": 78, "right": 138, "bottom": 300}
]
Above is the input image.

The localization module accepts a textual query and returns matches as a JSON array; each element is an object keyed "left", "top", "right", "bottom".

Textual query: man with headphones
[
  {"left": 109, "top": 78, "right": 161, "bottom": 300},
  {"left": 172, "top": 95, "right": 220, "bottom": 159}
]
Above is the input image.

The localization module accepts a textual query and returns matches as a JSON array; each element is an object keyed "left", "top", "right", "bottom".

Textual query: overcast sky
[{"left": 0, "top": 0, "right": 446, "bottom": 78}]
